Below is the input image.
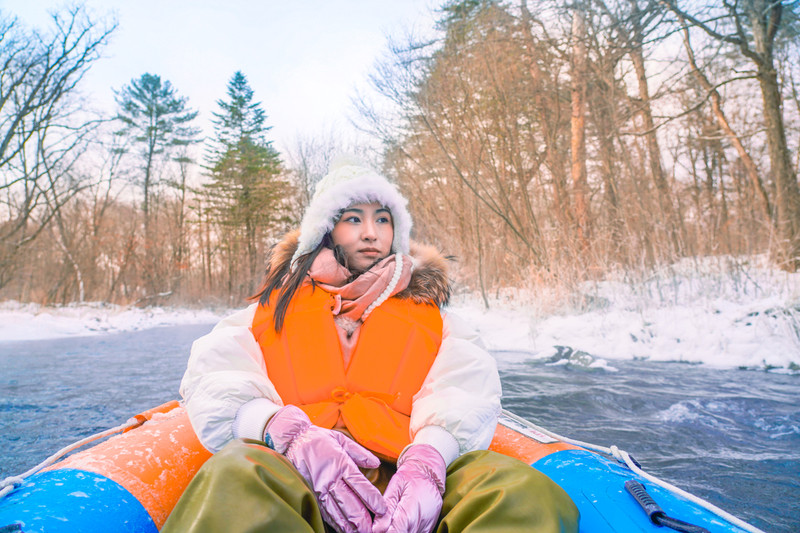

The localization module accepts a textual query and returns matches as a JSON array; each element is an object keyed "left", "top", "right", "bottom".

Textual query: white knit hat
[{"left": 291, "top": 156, "right": 413, "bottom": 266}]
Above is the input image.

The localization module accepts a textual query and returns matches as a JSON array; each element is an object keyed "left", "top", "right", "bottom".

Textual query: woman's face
[{"left": 331, "top": 202, "right": 394, "bottom": 272}]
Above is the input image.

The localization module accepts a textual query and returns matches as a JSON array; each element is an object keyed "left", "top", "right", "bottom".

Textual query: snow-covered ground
[
  {"left": 0, "top": 302, "right": 226, "bottom": 342},
  {"left": 452, "top": 255, "right": 800, "bottom": 371},
  {"left": 2, "top": 255, "right": 799, "bottom": 371}
]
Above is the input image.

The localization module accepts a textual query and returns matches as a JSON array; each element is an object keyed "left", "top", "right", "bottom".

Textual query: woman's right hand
[{"left": 266, "top": 405, "right": 387, "bottom": 533}]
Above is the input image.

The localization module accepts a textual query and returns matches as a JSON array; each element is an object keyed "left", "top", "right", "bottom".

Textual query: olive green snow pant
[{"left": 162, "top": 439, "right": 579, "bottom": 532}]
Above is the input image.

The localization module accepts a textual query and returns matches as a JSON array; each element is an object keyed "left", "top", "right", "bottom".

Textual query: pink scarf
[{"left": 307, "top": 248, "right": 413, "bottom": 364}]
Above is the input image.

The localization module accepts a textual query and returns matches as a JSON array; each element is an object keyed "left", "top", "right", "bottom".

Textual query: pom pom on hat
[{"left": 291, "top": 156, "right": 413, "bottom": 266}]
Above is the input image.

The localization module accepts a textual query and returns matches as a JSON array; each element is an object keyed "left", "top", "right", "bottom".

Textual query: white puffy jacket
[{"left": 180, "top": 303, "right": 502, "bottom": 466}]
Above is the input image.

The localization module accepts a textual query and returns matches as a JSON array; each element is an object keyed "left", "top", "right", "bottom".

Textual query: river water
[{"left": 1, "top": 325, "right": 798, "bottom": 532}]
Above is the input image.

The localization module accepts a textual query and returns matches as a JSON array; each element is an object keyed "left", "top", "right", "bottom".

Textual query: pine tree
[
  {"left": 115, "top": 73, "right": 199, "bottom": 222},
  {"left": 114, "top": 73, "right": 200, "bottom": 296},
  {"left": 204, "top": 71, "right": 287, "bottom": 298},
  {"left": 209, "top": 71, "right": 268, "bottom": 152}
]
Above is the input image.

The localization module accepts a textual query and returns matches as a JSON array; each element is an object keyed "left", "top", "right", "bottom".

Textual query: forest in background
[{"left": 1, "top": 0, "right": 799, "bottom": 308}]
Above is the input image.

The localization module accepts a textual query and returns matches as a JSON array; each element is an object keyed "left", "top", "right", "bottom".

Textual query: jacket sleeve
[
  {"left": 179, "top": 303, "right": 284, "bottom": 453},
  {"left": 409, "top": 310, "right": 502, "bottom": 466}
]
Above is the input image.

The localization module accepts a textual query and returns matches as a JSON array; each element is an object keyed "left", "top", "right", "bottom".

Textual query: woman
[{"left": 163, "top": 159, "right": 579, "bottom": 533}]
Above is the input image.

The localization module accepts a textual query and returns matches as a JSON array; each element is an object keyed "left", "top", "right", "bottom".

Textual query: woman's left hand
[{"left": 373, "top": 444, "right": 446, "bottom": 533}]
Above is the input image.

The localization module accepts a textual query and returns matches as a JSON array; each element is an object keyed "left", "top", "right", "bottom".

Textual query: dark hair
[{"left": 251, "top": 233, "right": 347, "bottom": 333}]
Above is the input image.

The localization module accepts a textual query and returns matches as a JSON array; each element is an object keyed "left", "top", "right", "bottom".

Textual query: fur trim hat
[{"left": 291, "top": 156, "right": 413, "bottom": 266}]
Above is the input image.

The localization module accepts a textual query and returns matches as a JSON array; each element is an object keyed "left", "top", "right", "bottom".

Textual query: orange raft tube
[
  {"left": 47, "top": 401, "right": 212, "bottom": 528},
  {"left": 0, "top": 402, "right": 752, "bottom": 532}
]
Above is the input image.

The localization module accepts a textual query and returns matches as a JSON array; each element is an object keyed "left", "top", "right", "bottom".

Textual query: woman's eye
[
  {"left": 345, "top": 216, "right": 361, "bottom": 223},
  {"left": 377, "top": 216, "right": 391, "bottom": 224}
]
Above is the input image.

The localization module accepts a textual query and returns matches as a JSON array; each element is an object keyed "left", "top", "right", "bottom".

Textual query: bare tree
[
  {"left": 570, "top": 2, "right": 591, "bottom": 252},
  {"left": 284, "top": 129, "right": 370, "bottom": 209},
  {"left": 0, "top": 7, "right": 115, "bottom": 289},
  {"left": 665, "top": 0, "right": 800, "bottom": 270},
  {"left": 677, "top": 16, "right": 772, "bottom": 222},
  {"left": 114, "top": 73, "right": 200, "bottom": 297}
]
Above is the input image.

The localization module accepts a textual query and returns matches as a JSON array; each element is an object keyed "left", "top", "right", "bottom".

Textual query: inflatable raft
[{"left": 0, "top": 401, "right": 761, "bottom": 532}]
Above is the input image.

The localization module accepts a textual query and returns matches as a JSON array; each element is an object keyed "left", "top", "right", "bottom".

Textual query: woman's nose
[{"left": 361, "top": 219, "right": 377, "bottom": 240}]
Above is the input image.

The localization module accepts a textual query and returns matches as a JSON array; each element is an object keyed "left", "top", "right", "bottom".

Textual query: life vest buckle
[{"left": 330, "top": 387, "right": 352, "bottom": 403}]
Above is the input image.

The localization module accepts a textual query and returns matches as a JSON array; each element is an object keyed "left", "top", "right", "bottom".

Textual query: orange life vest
[{"left": 251, "top": 284, "right": 443, "bottom": 459}]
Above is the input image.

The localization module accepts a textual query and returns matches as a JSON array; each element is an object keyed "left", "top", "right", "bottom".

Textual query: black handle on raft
[{"left": 625, "top": 480, "right": 710, "bottom": 533}]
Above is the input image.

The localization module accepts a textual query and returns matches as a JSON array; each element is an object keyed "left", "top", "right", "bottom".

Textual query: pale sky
[{"left": 1, "top": 0, "right": 438, "bottom": 153}]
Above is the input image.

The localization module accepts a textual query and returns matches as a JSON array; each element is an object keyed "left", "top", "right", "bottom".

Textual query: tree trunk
[
  {"left": 475, "top": 198, "right": 490, "bottom": 310},
  {"left": 666, "top": 0, "right": 800, "bottom": 269},
  {"left": 679, "top": 21, "right": 772, "bottom": 221},
  {"left": 570, "top": 5, "right": 591, "bottom": 253},
  {"left": 519, "top": 1, "right": 573, "bottom": 236},
  {"left": 760, "top": 64, "right": 800, "bottom": 268},
  {"left": 630, "top": 49, "right": 670, "bottom": 206},
  {"left": 746, "top": 0, "right": 800, "bottom": 269}
]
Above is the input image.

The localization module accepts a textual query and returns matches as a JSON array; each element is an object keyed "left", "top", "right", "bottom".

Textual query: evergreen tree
[
  {"left": 209, "top": 71, "right": 269, "bottom": 153},
  {"left": 204, "top": 71, "right": 287, "bottom": 298},
  {"left": 114, "top": 73, "right": 200, "bottom": 296},
  {"left": 115, "top": 73, "right": 200, "bottom": 222}
]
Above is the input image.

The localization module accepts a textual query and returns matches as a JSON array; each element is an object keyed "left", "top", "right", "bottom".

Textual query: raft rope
[
  {"left": 0, "top": 401, "right": 181, "bottom": 499},
  {"left": 500, "top": 409, "right": 767, "bottom": 533}
]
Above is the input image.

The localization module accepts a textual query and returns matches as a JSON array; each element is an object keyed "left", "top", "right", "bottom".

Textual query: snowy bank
[
  {"left": 2, "top": 256, "right": 800, "bottom": 371},
  {"left": 0, "top": 301, "right": 227, "bottom": 342},
  {"left": 450, "top": 255, "right": 800, "bottom": 372}
]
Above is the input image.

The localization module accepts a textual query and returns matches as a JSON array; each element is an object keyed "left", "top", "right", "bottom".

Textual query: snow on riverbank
[
  {"left": 0, "top": 302, "right": 226, "bottom": 342},
  {"left": 451, "top": 255, "right": 800, "bottom": 371},
  {"left": 2, "top": 256, "right": 799, "bottom": 371}
]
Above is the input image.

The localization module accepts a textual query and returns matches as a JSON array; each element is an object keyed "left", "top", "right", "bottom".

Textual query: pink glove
[
  {"left": 266, "top": 405, "right": 387, "bottom": 533},
  {"left": 373, "top": 444, "right": 446, "bottom": 533}
]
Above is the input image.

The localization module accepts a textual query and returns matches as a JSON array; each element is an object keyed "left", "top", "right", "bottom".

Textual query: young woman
[{"left": 163, "top": 159, "right": 579, "bottom": 533}]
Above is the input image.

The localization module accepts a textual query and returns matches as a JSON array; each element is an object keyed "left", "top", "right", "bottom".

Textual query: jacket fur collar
[{"left": 268, "top": 230, "right": 451, "bottom": 308}]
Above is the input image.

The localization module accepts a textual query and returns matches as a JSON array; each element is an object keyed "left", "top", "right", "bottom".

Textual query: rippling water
[
  {"left": 500, "top": 350, "right": 800, "bottom": 533},
  {"left": 1, "top": 326, "right": 798, "bottom": 532}
]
